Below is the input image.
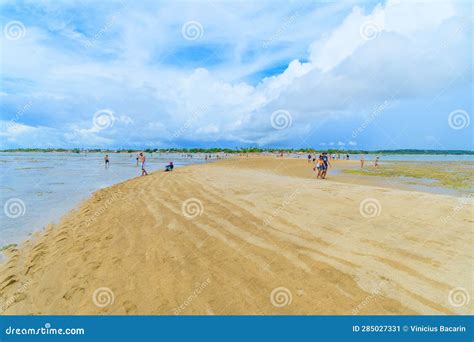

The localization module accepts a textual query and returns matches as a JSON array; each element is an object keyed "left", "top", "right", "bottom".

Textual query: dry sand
[{"left": 0, "top": 157, "right": 472, "bottom": 315}]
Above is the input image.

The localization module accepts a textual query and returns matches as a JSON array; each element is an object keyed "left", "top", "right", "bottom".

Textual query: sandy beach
[{"left": 0, "top": 157, "right": 472, "bottom": 315}]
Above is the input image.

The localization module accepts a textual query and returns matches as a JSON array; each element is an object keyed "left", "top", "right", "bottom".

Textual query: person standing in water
[
  {"left": 136, "top": 154, "right": 139, "bottom": 167},
  {"left": 139, "top": 152, "right": 148, "bottom": 176},
  {"left": 104, "top": 154, "right": 110, "bottom": 168},
  {"left": 360, "top": 155, "right": 365, "bottom": 169}
]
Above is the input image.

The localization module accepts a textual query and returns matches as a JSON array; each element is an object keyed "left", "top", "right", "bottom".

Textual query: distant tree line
[{"left": 1, "top": 148, "right": 473, "bottom": 155}]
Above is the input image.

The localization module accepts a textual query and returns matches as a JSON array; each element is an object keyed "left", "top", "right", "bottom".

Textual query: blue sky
[{"left": 0, "top": 0, "right": 472, "bottom": 150}]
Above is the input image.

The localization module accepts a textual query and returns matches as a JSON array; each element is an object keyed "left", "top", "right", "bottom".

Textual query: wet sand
[{"left": 0, "top": 157, "right": 472, "bottom": 315}]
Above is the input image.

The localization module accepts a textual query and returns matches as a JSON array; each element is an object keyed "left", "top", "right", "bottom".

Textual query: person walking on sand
[
  {"left": 360, "top": 155, "right": 365, "bottom": 169},
  {"left": 139, "top": 152, "right": 148, "bottom": 176},
  {"left": 374, "top": 156, "right": 379, "bottom": 168},
  {"left": 315, "top": 154, "right": 324, "bottom": 179},
  {"left": 104, "top": 154, "right": 110, "bottom": 168},
  {"left": 307, "top": 154, "right": 312, "bottom": 163},
  {"left": 321, "top": 152, "right": 330, "bottom": 179}
]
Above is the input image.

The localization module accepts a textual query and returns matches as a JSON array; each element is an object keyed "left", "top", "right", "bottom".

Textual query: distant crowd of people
[
  {"left": 307, "top": 153, "right": 380, "bottom": 179},
  {"left": 102, "top": 152, "right": 230, "bottom": 176},
  {"left": 102, "top": 152, "right": 380, "bottom": 178}
]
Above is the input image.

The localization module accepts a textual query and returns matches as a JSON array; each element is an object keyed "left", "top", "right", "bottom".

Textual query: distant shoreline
[{"left": 1, "top": 148, "right": 473, "bottom": 155}]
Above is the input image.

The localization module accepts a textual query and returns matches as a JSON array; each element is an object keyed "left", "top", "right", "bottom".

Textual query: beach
[{"left": 0, "top": 156, "right": 472, "bottom": 315}]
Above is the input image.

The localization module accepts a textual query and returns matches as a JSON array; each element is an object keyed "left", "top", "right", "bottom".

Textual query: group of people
[
  {"left": 359, "top": 155, "right": 379, "bottom": 168},
  {"left": 308, "top": 153, "right": 330, "bottom": 179},
  {"left": 104, "top": 152, "right": 174, "bottom": 176},
  {"left": 308, "top": 152, "right": 381, "bottom": 179}
]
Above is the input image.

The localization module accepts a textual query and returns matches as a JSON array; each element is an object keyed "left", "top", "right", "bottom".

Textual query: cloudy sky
[{"left": 0, "top": 0, "right": 472, "bottom": 150}]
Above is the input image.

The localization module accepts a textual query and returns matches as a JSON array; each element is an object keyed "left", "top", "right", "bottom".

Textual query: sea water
[{"left": 0, "top": 152, "right": 206, "bottom": 246}]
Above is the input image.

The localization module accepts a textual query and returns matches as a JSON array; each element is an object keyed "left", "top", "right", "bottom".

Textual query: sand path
[{"left": 1, "top": 157, "right": 472, "bottom": 314}]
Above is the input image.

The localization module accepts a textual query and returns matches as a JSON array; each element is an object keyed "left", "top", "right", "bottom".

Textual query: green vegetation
[
  {"left": 344, "top": 162, "right": 474, "bottom": 189},
  {"left": 1, "top": 148, "right": 473, "bottom": 155},
  {"left": 0, "top": 243, "right": 17, "bottom": 251}
]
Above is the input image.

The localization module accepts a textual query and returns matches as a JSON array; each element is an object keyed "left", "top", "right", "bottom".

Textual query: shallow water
[
  {"left": 1, "top": 152, "right": 472, "bottom": 246},
  {"left": 0, "top": 152, "right": 208, "bottom": 245},
  {"left": 291, "top": 153, "right": 474, "bottom": 162}
]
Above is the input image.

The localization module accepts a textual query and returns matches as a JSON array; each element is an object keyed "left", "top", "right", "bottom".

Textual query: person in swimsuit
[
  {"left": 104, "top": 154, "right": 109, "bottom": 168},
  {"left": 165, "top": 161, "right": 174, "bottom": 172},
  {"left": 315, "top": 154, "right": 324, "bottom": 179},
  {"left": 321, "top": 152, "right": 330, "bottom": 179},
  {"left": 308, "top": 154, "right": 312, "bottom": 163},
  {"left": 139, "top": 152, "right": 148, "bottom": 176},
  {"left": 360, "top": 155, "right": 365, "bottom": 169},
  {"left": 374, "top": 157, "right": 379, "bottom": 168}
]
